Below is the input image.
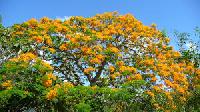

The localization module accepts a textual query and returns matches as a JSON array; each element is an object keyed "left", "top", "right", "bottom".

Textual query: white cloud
[{"left": 56, "top": 16, "right": 71, "bottom": 21}]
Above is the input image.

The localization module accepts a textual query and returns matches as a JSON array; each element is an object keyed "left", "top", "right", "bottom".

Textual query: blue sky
[{"left": 1, "top": 0, "right": 200, "bottom": 48}]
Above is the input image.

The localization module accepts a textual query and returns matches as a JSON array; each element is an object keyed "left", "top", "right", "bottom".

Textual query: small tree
[{"left": 174, "top": 27, "right": 200, "bottom": 111}]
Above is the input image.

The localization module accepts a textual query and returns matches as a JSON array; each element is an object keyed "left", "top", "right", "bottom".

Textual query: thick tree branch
[
  {"left": 74, "top": 58, "right": 93, "bottom": 84},
  {"left": 91, "top": 60, "right": 107, "bottom": 85}
]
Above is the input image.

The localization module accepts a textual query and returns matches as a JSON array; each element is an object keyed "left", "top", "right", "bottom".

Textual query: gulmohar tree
[{"left": 0, "top": 12, "right": 199, "bottom": 111}]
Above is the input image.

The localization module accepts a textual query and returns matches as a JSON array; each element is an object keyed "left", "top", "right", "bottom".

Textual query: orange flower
[
  {"left": 110, "top": 74, "right": 117, "bottom": 79},
  {"left": 40, "top": 17, "right": 50, "bottom": 23},
  {"left": 47, "top": 73, "right": 56, "bottom": 80},
  {"left": 83, "top": 36, "right": 92, "bottom": 41},
  {"left": 146, "top": 91, "right": 155, "bottom": 97},
  {"left": 91, "top": 86, "right": 97, "bottom": 90},
  {"left": 1, "top": 80, "right": 12, "bottom": 89},
  {"left": 134, "top": 74, "right": 142, "bottom": 80},
  {"left": 178, "top": 87, "right": 185, "bottom": 94},
  {"left": 110, "top": 47, "right": 119, "bottom": 53},
  {"left": 32, "top": 36, "right": 43, "bottom": 43},
  {"left": 70, "top": 38, "right": 77, "bottom": 43},
  {"left": 153, "top": 86, "right": 161, "bottom": 92},
  {"left": 90, "top": 58, "right": 101, "bottom": 64},
  {"left": 173, "top": 51, "right": 181, "bottom": 57},
  {"left": 94, "top": 45, "right": 103, "bottom": 52},
  {"left": 165, "top": 38, "right": 170, "bottom": 43},
  {"left": 27, "top": 18, "right": 38, "bottom": 27},
  {"left": 151, "top": 77, "right": 157, "bottom": 82},
  {"left": 127, "top": 76, "right": 132, "bottom": 81},
  {"left": 45, "top": 37, "right": 53, "bottom": 46},
  {"left": 164, "top": 80, "right": 172, "bottom": 87},
  {"left": 143, "top": 59, "right": 154, "bottom": 66},
  {"left": 43, "top": 79, "right": 52, "bottom": 87},
  {"left": 49, "top": 48, "right": 56, "bottom": 53},
  {"left": 81, "top": 47, "right": 93, "bottom": 55},
  {"left": 116, "top": 61, "right": 124, "bottom": 66},
  {"left": 119, "top": 66, "right": 137, "bottom": 73},
  {"left": 186, "top": 65, "right": 194, "bottom": 73},
  {"left": 96, "top": 54, "right": 104, "bottom": 60},
  {"left": 59, "top": 44, "right": 68, "bottom": 51},
  {"left": 109, "top": 66, "right": 115, "bottom": 73},
  {"left": 10, "top": 52, "right": 36, "bottom": 62},
  {"left": 46, "top": 89, "right": 57, "bottom": 100},
  {"left": 84, "top": 67, "right": 95, "bottom": 74}
]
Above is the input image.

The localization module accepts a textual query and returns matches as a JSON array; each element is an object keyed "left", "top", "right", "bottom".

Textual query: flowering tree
[
  {"left": 0, "top": 12, "right": 199, "bottom": 111},
  {"left": 174, "top": 28, "right": 200, "bottom": 111}
]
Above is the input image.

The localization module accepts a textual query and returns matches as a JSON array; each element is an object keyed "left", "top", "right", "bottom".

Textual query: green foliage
[
  {"left": 0, "top": 57, "right": 153, "bottom": 111},
  {"left": 75, "top": 103, "right": 91, "bottom": 112},
  {"left": 175, "top": 27, "right": 200, "bottom": 68},
  {"left": 175, "top": 27, "right": 200, "bottom": 111}
]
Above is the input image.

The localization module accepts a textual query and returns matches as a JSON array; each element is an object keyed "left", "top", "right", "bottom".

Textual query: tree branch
[{"left": 91, "top": 60, "right": 107, "bottom": 85}]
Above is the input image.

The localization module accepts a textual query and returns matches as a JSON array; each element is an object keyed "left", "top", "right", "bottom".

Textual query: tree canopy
[{"left": 0, "top": 12, "right": 200, "bottom": 111}]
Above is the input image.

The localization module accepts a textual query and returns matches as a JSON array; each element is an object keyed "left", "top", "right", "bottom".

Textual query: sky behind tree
[{"left": 0, "top": 0, "right": 200, "bottom": 48}]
